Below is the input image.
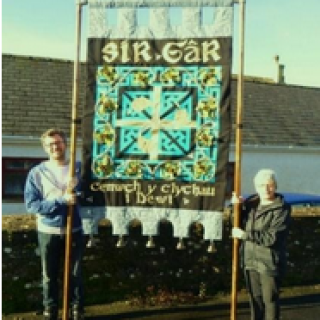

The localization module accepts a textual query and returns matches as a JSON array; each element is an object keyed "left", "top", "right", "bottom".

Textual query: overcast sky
[{"left": 2, "top": 0, "right": 320, "bottom": 87}]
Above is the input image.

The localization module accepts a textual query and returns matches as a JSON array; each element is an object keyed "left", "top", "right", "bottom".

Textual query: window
[{"left": 2, "top": 158, "right": 45, "bottom": 201}]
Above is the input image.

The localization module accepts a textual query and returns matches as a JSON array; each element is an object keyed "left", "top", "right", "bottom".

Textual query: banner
[{"left": 81, "top": 0, "right": 234, "bottom": 241}]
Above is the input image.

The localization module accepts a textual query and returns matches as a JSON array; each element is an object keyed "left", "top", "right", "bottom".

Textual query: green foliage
[{"left": 2, "top": 216, "right": 320, "bottom": 314}]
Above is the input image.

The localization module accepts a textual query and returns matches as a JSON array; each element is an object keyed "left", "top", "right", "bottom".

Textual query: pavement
[
  {"left": 85, "top": 290, "right": 320, "bottom": 320},
  {"left": 3, "top": 286, "right": 320, "bottom": 319}
]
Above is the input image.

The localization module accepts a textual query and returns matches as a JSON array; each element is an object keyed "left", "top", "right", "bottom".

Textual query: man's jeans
[
  {"left": 38, "top": 231, "right": 84, "bottom": 311},
  {"left": 245, "top": 269, "right": 281, "bottom": 320}
]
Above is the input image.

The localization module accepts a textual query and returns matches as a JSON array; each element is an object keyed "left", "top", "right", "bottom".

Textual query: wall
[
  {"left": 230, "top": 145, "right": 320, "bottom": 195},
  {"left": 2, "top": 139, "right": 319, "bottom": 215}
]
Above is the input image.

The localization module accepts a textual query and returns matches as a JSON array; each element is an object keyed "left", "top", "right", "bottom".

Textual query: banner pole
[
  {"left": 62, "top": 1, "right": 86, "bottom": 319},
  {"left": 231, "top": 0, "right": 246, "bottom": 320}
]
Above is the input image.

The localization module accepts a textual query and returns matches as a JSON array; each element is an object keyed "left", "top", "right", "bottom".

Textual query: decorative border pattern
[{"left": 92, "top": 65, "right": 222, "bottom": 182}]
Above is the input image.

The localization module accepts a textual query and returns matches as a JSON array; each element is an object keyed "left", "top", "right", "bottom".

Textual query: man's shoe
[
  {"left": 43, "top": 307, "right": 58, "bottom": 320},
  {"left": 71, "top": 306, "right": 84, "bottom": 320}
]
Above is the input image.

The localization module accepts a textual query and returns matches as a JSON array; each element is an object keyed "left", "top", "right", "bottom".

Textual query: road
[
  {"left": 4, "top": 289, "right": 320, "bottom": 319},
  {"left": 87, "top": 292, "right": 320, "bottom": 319}
]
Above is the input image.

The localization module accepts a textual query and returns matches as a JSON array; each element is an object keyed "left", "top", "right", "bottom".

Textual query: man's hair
[
  {"left": 41, "top": 128, "right": 67, "bottom": 145},
  {"left": 254, "top": 169, "right": 277, "bottom": 188}
]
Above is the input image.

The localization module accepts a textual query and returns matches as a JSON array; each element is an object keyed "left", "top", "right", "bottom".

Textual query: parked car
[
  {"left": 228, "top": 193, "right": 320, "bottom": 208},
  {"left": 281, "top": 192, "right": 320, "bottom": 207}
]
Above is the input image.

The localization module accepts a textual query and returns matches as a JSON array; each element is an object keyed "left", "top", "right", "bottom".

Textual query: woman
[{"left": 232, "top": 169, "right": 291, "bottom": 320}]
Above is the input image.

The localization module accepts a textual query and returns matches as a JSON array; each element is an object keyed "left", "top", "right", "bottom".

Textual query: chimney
[{"left": 274, "top": 55, "right": 285, "bottom": 84}]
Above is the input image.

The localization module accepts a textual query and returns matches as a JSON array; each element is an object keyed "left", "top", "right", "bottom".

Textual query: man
[
  {"left": 232, "top": 169, "right": 291, "bottom": 320},
  {"left": 25, "top": 128, "right": 84, "bottom": 320}
]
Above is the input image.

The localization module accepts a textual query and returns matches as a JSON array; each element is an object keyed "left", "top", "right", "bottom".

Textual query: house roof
[
  {"left": 232, "top": 81, "right": 320, "bottom": 147},
  {"left": 2, "top": 54, "right": 320, "bottom": 147},
  {"left": 2, "top": 54, "right": 86, "bottom": 138}
]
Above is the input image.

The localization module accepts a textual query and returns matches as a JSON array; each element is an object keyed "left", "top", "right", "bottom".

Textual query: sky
[{"left": 2, "top": 0, "right": 320, "bottom": 88}]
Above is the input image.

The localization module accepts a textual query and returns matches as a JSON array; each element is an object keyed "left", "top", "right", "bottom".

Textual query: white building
[{"left": 2, "top": 54, "right": 320, "bottom": 214}]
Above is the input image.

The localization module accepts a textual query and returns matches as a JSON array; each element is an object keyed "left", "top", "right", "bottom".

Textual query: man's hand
[
  {"left": 67, "top": 177, "right": 78, "bottom": 190},
  {"left": 232, "top": 227, "right": 247, "bottom": 240},
  {"left": 231, "top": 192, "right": 243, "bottom": 204},
  {"left": 63, "top": 191, "right": 77, "bottom": 205}
]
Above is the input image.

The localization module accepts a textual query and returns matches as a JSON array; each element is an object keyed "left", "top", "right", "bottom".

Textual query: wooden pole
[
  {"left": 230, "top": 0, "right": 246, "bottom": 320},
  {"left": 62, "top": 1, "right": 85, "bottom": 319}
]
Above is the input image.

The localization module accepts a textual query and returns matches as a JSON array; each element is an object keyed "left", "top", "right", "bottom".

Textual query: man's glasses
[{"left": 45, "top": 140, "right": 65, "bottom": 148}]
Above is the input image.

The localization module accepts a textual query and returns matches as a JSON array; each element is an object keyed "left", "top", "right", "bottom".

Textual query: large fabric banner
[{"left": 81, "top": 0, "right": 234, "bottom": 241}]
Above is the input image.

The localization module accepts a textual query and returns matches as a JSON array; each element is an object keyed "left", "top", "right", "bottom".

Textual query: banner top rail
[{"left": 87, "top": 0, "right": 234, "bottom": 8}]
